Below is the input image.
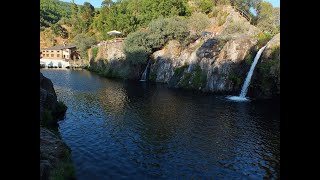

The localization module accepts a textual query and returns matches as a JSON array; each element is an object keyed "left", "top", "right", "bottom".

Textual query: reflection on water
[{"left": 41, "top": 69, "right": 280, "bottom": 179}]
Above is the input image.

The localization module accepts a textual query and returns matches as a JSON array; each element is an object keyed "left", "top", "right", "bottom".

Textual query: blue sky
[{"left": 60, "top": 0, "right": 280, "bottom": 8}]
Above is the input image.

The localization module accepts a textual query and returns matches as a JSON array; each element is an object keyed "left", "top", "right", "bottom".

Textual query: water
[
  {"left": 140, "top": 61, "right": 150, "bottom": 81},
  {"left": 41, "top": 69, "right": 280, "bottom": 180},
  {"left": 228, "top": 45, "right": 268, "bottom": 102}
]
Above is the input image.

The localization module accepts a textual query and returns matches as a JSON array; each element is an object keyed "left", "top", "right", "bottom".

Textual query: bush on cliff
[
  {"left": 124, "top": 16, "right": 190, "bottom": 65},
  {"left": 42, "top": 101, "right": 68, "bottom": 129}
]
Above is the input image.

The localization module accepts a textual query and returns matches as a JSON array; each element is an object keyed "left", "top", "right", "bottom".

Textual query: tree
[
  {"left": 101, "top": 0, "right": 113, "bottom": 8},
  {"left": 72, "top": 34, "right": 96, "bottom": 60},
  {"left": 256, "top": 1, "right": 276, "bottom": 33},
  {"left": 51, "top": 23, "right": 68, "bottom": 38}
]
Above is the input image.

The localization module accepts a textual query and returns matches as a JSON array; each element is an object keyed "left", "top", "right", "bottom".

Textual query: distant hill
[{"left": 40, "top": 0, "right": 73, "bottom": 30}]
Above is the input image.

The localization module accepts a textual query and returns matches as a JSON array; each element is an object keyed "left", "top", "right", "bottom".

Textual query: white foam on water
[{"left": 226, "top": 96, "right": 250, "bottom": 102}]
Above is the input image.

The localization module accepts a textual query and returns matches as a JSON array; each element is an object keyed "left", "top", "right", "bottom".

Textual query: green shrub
[
  {"left": 217, "top": 11, "right": 229, "bottom": 26},
  {"left": 178, "top": 65, "right": 207, "bottom": 89},
  {"left": 188, "top": 13, "right": 211, "bottom": 35},
  {"left": 209, "top": 6, "right": 220, "bottom": 18},
  {"left": 245, "top": 53, "right": 254, "bottom": 65},
  {"left": 49, "top": 148, "right": 75, "bottom": 180},
  {"left": 271, "top": 45, "right": 280, "bottom": 61},
  {"left": 174, "top": 63, "right": 189, "bottom": 76},
  {"left": 91, "top": 47, "right": 99, "bottom": 59},
  {"left": 124, "top": 16, "right": 190, "bottom": 65},
  {"left": 223, "top": 21, "right": 249, "bottom": 35},
  {"left": 196, "top": 0, "right": 214, "bottom": 14},
  {"left": 179, "top": 72, "right": 192, "bottom": 88},
  {"left": 256, "top": 32, "right": 273, "bottom": 47},
  {"left": 191, "top": 65, "right": 207, "bottom": 88}
]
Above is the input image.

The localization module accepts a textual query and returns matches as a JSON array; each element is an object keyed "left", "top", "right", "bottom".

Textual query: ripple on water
[{"left": 41, "top": 69, "right": 280, "bottom": 179}]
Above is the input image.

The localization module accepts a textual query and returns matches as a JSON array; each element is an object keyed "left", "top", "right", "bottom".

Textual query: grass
[
  {"left": 49, "top": 148, "right": 75, "bottom": 180},
  {"left": 91, "top": 47, "right": 99, "bottom": 59}
]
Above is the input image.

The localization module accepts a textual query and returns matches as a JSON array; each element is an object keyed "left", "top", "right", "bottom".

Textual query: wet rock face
[
  {"left": 40, "top": 73, "right": 58, "bottom": 122},
  {"left": 150, "top": 36, "right": 257, "bottom": 93},
  {"left": 251, "top": 33, "right": 280, "bottom": 98}
]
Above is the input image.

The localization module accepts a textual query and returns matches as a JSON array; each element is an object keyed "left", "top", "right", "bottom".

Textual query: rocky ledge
[{"left": 40, "top": 72, "right": 74, "bottom": 180}]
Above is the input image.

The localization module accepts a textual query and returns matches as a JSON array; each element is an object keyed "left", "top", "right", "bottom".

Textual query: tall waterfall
[
  {"left": 140, "top": 61, "right": 150, "bottom": 81},
  {"left": 227, "top": 45, "right": 268, "bottom": 101}
]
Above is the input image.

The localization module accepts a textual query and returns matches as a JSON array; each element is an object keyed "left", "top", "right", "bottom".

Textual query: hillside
[{"left": 40, "top": 0, "right": 72, "bottom": 30}]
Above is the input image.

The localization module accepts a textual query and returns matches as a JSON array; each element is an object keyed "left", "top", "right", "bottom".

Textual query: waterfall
[
  {"left": 227, "top": 44, "right": 268, "bottom": 101},
  {"left": 140, "top": 61, "right": 151, "bottom": 81}
]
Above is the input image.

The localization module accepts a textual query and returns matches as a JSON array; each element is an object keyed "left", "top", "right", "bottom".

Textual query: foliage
[
  {"left": 256, "top": 32, "right": 272, "bottom": 47},
  {"left": 124, "top": 16, "right": 190, "bottom": 65},
  {"left": 72, "top": 34, "right": 96, "bottom": 60},
  {"left": 49, "top": 148, "right": 75, "bottom": 180},
  {"left": 191, "top": 65, "right": 207, "bottom": 88},
  {"left": 188, "top": 13, "right": 211, "bottom": 34},
  {"left": 223, "top": 21, "right": 249, "bottom": 35},
  {"left": 91, "top": 47, "right": 99, "bottom": 59},
  {"left": 256, "top": 1, "right": 277, "bottom": 34},
  {"left": 51, "top": 24, "right": 68, "bottom": 38},
  {"left": 178, "top": 65, "right": 207, "bottom": 89},
  {"left": 174, "top": 63, "right": 189, "bottom": 76},
  {"left": 195, "top": 0, "right": 214, "bottom": 14},
  {"left": 91, "top": 0, "right": 191, "bottom": 39},
  {"left": 217, "top": 11, "right": 229, "bottom": 26},
  {"left": 40, "top": 0, "right": 72, "bottom": 29}
]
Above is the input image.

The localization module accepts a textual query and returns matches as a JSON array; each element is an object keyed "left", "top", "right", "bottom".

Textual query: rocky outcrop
[
  {"left": 40, "top": 128, "right": 71, "bottom": 180},
  {"left": 150, "top": 34, "right": 257, "bottom": 93},
  {"left": 86, "top": 6, "right": 279, "bottom": 99},
  {"left": 40, "top": 72, "right": 58, "bottom": 122},
  {"left": 40, "top": 72, "right": 73, "bottom": 180},
  {"left": 251, "top": 33, "right": 280, "bottom": 98},
  {"left": 88, "top": 40, "right": 144, "bottom": 79}
]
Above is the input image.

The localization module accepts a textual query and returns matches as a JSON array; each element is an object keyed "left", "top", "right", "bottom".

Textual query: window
[
  {"left": 46, "top": 54, "right": 49, "bottom": 57},
  {"left": 57, "top": 51, "right": 60, "bottom": 53},
  {"left": 51, "top": 51, "right": 54, "bottom": 52},
  {"left": 43, "top": 51, "right": 45, "bottom": 53},
  {"left": 57, "top": 54, "right": 60, "bottom": 58},
  {"left": 51, "top": 54, "right": 54, "bottom": 57},
  {"left": 46, "top": 51, "right": 49, "bottom": 52}
]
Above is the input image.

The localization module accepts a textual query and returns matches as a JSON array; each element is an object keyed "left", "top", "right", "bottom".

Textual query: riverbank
[{"left": 40, "top": 72, "right": 75, "bottom": 180}]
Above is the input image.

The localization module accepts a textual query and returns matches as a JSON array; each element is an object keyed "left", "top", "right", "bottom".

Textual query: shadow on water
[{"left": 41, "top": 69, "right": 280, "bottom": 180}]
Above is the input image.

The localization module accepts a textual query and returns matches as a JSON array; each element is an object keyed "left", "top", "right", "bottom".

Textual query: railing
[{"left": 231, "top": 5, "right": 251, "bottom": 23}]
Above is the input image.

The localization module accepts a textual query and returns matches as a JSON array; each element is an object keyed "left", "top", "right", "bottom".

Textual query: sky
[{"left": 61, "top": 0, "right": 280, "bottom": 8}]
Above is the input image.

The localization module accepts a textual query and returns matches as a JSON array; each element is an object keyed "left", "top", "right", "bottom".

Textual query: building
[{"left": 40, "top": 43, "right": 80, "bottom": 60}]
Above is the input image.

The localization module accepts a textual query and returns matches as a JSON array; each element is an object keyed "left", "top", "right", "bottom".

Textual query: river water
[{"left": 41, "top": 69, "right": 280, "bottom": 179}]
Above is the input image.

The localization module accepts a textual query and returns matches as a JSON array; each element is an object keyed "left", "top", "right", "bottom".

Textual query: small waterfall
[
  {"left": 140, "top": 61, "right": 151, "bottom": 81},
  {"left": 227, "top": 44, "right": 268, "bottom": 101}
]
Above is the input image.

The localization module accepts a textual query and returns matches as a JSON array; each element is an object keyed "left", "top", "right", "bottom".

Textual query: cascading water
[
  {"left": 227, "top": 45, "right": 268, "bottom": 102},
  {"left": 140, "top": 61, "right": 150, "bottom": 82}
]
